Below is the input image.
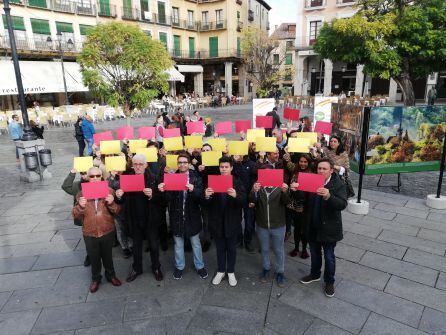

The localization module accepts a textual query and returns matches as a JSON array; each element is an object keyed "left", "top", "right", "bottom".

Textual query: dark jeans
[
  {"left": 215, "top": 235, "right": 237, "bottom": 273},
  {"left": 84, "top": 231, "right": 116, "bottom": 282},
  {"left": 158, "top": 208, "right": 168, "bottom": 246},
  {"left": 200, "top": 206, "right": 211, "bottom": 243},
  {"left": 309, "top": 241, "right": 337, "bottom": 284},
  {"left": 77, "top": 138, "right": 86, "bottom": 157},
  {"left": 240, "top": 206, "right": 255, "bottom": 245},
  {"left": 132, "top": 222, "right": 160, "bottom": 273},
  {"left": 285, "top": 208, "right": 293, "bottom": 233},
  {"left": 290, "top": 211, "right": 307, "bottom": 251}
]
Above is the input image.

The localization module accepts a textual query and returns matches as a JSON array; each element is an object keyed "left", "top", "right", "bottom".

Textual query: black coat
[
  {"left": 233, "top": 159, "right": 257, "bottom": 202},
  {"left": 74, "top": 123, "right": 83, "bottom": 141},
  {"left": 306, "top": 173, "right": 347, "bottom": 243},
  {"left": 204, "top": 176, "right": 246, "bottom": 238},
  {"left": 163, "top": 170, "right": 204, "bottom": 238}
]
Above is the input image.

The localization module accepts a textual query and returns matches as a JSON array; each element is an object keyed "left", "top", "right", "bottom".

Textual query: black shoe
[
  {"left": 197, "top": 267, "right": 208, "bottom": 279},
  {"left": 123, "top": 248, "right": 132, "bottom": 259},
  {"left": 245, "top": 243, "right": 255, "bottom": 254},
  {"left": 83, "top": 255, "right": 91, "bottom": 267},
  {"left": 126, "top": 269, "right": 142, "bottom": 282},
  {"left": 153, "top": 268, "right": 164, "bottom": 281},
  {"left": 202, "top": 241, "right": 211, "bottom": 253},
  {"left": 173, "top": 268, "right": 183, "bottom": 280},
  {"left": 300, "top": 274, "right": 321, "bottom": 284},
  {"left": 325, "top": 283, "right": 335, "bottom": 297}
]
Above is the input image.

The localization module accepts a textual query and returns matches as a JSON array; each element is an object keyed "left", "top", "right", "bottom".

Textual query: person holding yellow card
[
  {"left": 128, "top": 139, "right": 148, "bottom": 153},
  {"left": 136, "top": 147, "right": 158, "bottom": 163},
  {"left": 228, "top": 141, "right": 249, "bottom": 156},
  {"left": 105, "top": 156, "right": 127, "bottom": 172},
  {"left": 100, "top": 140, "right": 121, "bottom": 155},
  {"left": 246, "top": 129, "right": 265, "bottom": 143},
  {"left": 163, "top": 137, "right": 183, "bottom": 151},
  {"left": 184, "top": 136, "right": 203, "bottom": 149},
  {"left": 74, "top": 156, "right": 93, "bottom": 173},
  {"left": 287, "top": 138, "right": 311, "bottom": 153},
  {"left": 207, "top": 138, "right": 227, "bottom": 152},
  {"left": 201, "top": 151, "right": 222, "bottom": 167},
  {"left": 255, "top": 137, "right": 276, "bottom": 153}
]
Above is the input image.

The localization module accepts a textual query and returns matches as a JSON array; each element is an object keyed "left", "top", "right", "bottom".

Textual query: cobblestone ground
[{"left": 0, "top": 104, "right": 445, "bottom": 334}]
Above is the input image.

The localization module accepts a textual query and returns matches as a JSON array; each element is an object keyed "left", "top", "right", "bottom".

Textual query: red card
[
  {"left": 120, "top": 174, "right": 145, "bottom": 192},
  {"left": 117, "top": 126, "right": 134, "bottom": 140},
  {"left": 163, "top": 128, "right": 181, "bottom": 138},
  {"left": 208, "top": 175, "right": 233, "bottom": 193},
  {"left": 81, "top": 181, "right": 109, "bottom": 200},
  {"left": 235, "top": 120, "right": 252, "bottom": 133},
  {"left": 93, "top": 131, "right": 113, "bottom": 145},
  {"left": 284, "top": 107, "right": 300, "bottom": 121},
  {"left": 138, "top": 127, "right": 156, "bottom": 140},
  {"left": 256, "top": 115, "right": 273, "bottom": 129},
  {"left": 164, "top": 173, "right": 188, "bottom": 191},
  {"left": 314, "top": 121, "right": 333, "bottom": 135},
  {"left": 297, "top": 172, "right": 325, "bottom": 193},
  {"left": 215, "top": 121, "right": 232, "bottom": 135},
  {"left": 258, "top": 169, "right": 283, "bottom": 187},
  {"left": 187, "top": 121, "right": 204, "bottom": 134}
]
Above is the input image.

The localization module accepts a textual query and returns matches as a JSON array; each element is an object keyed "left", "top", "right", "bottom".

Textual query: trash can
[
  {"left": 23, "top": 152, "right": 38, "bottom": 170},
  {"left": 39, "top": 149, "right": 52, "bottom": 166}
]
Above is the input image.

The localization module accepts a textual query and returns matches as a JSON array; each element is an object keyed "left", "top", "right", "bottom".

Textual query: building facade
[
  {"left": 270, "top": 23, "right": 295, "bottom": 96},
  {"left": 293, "top": 0, "right": 446, "bottom": 102}
]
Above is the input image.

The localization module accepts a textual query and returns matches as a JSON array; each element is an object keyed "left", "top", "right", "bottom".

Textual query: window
[
  {"left": 237, "top": 37, "right": 241, "bottom": 57},
  {"left": 99, "top": 0, "right": 111, "bottom": 16},
  {"left": 237, "top": 11, "right": 240, "bottom": 19},
  {"left": 144, "top": 30, "right": 152, "bottom": 37},
  {"left": 56, "top": 22, "right": 74, "bottom": 34},
  {"left": 285, "top": 54, "right": 292, "bottom": 65},
  {"left": 189, "top": 37, "right": 195, "bottom": 58},
  {"left": 187, "top": 10, "right": 194, "bottom": 27},
  {"left": 309, "top": 20, "right": 322, "bottom": 44},
  {"left": 286, "top": 40, "right": 294, "bottom": 49},
  {"left": 202, "top": 11, "right": 209, "bottom": 24},
  {"left": 79, "top": 24, "right": 93, "bottom": 35},
  {"left": 173, "top": 35, "right": 181, "bottom": 56},
  {"left": 209, "top": 36, "right": 218, "bottom": 58},
  {"left": 216, "top": 9, "right": 223, "bottom": 23},
  {"left": 28, "top": 0, "right": 47, "bottom": 9},
  {"left": 157, "top": 1, "right": 166, "bottom": 24},
  {"left": 172, "top": 7, "right": 179, "bottom": 25},
  {"left": 122, "top": 0, "right": 133, "bottom": 18},
  {"left": 31, "top": 19, "right": 50, "bottom": 35},
  {"left": 2, "top": 15, "right": 26, "bottom": 31},
  {"left": 140, "top": 0, "right": 149, "bottom": 12},
  {"left": 273, "top": 54, "right": 279, "bottom": 65},
  {"left": 159, "top": 32, "right": 167, "bottom": 49},
  {"left": 256, "top": 5, "right": 259, "bottom": 16}
]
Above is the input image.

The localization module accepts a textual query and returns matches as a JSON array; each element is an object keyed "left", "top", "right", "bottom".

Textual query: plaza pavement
[{"left": 0, "top": 104, "right": 445, "bottom": 334}]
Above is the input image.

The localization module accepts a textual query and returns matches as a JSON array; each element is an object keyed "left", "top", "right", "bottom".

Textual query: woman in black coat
[
  {"left": 204, "top": 156, "right": 246, "bottom": 287},
  {"left": 74, "top": 118, "right": 85, "bottom": 157}
]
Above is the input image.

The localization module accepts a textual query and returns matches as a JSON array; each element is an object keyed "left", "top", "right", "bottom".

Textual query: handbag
[{"left": 342, "top": 174, "right": 355, "bottom": 199}]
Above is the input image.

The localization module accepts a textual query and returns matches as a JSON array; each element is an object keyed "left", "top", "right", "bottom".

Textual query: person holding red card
[
  {"left": 299, "top": 158, "right": 347, "bottom": 298},
  {"left": 204, "top": 156, "right": 246, "bottom": 287},
  {"left": 115, "top": 154, "right": 164, "bottom": 282},
  {"left": 250, "top": 167, "right": 290, "bottom": 288},
  {"left": 72, "top": 167, "right": 122, "bottom": 293},
  {"left": 158, "top": 153, "right": 208, "bottom": 281}
]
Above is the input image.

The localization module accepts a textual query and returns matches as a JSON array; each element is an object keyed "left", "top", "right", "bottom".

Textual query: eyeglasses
[
  {"left": 133, "top": 163, "right": 145, "bottom": 167},
  {"left": 89, "top": 174, "right": 102, "bottom": 178},
  {"left": 178, "top": 161, "right": 189, "bottom": 164}
]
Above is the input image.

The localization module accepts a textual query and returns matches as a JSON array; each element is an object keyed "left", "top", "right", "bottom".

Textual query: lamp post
[
  {"left": 46, "top": 33, "right": 73, "bottom": 105},
  {"left": 3, "top": 0, "right": 36, "bottom": 141}
]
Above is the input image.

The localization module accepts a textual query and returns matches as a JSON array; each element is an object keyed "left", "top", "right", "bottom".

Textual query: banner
[
  {"left": 252, "top": 98, "right": 275, "bottom": 126},
  {"left": 313, "top": 96, "right": 339, "bottom": 125}
]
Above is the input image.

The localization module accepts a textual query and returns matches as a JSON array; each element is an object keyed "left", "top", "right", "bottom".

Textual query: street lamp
[
  {"left": 3, "top": 0, "right": 36, "bottom": 141},
  {"left": 47, "top": 33, "right": 73, "bottom": 105}
]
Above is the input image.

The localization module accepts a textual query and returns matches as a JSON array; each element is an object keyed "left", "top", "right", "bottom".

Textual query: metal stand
[{"left": 376, "top": 173, "right": 402, "bottom": 193}]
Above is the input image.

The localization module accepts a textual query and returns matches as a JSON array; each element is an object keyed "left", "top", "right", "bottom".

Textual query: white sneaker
[
  {"left": 212, "top": 272, "right": 225, "bottom": 285},
  {"left": 228, "top": 273, "right": 237, "bottom": 287}
]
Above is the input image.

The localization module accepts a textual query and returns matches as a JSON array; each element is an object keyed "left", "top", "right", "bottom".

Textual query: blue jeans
[
  {"left": 257, "top": 225, "right": 286, "bottom": 274},
  {"left": 85, "top": 138, "right": 94, "bottom": 155},
  {"left": 309, "top": 241, "right": 337, "bottom": 284},
  {"left": 173, "top": 233, "right": 204, "bottom": 271}
]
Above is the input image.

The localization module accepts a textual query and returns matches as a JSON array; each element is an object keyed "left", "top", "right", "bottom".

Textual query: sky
[{"left": 268, "top": 0, "right": 297, "bottom": 32}]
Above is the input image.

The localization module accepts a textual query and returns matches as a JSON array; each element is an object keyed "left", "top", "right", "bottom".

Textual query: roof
[
  {"left": 257, "top": 0, "right": 272, "bottom": 11},
  {"left": 270, "top": 23, "right": 296, "bottom": 40}
]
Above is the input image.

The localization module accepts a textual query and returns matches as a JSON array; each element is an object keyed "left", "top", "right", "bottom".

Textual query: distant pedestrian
[
  {"left": 30, "top": 120, "right": 44, "bottom": 139},
  {"left": 428, "top": 86, "right": 437, "bottom": 106},
  {"left": 81, "top": 115, "right": 95, "bottom": 155},
  {"left": 8, "top": 114, "right": 22, "bottom": 162},
  {"left": 74, "top": 118, "right": 85, "bottom": 157}
]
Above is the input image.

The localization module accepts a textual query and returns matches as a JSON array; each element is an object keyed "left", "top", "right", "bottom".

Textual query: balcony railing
[
  {"left": 169, "top": 48, "right": 242, "bottom": 59},
  {"left": 98, "top": 4, "right": 117, "bottom": 17},
  {"left": 50, "top": 0, "right": 96, "bottom": 15},
  {"left": 0, "top": 35, "right": 83, "bottom": 53},
  {"left": 237, "top": 21, "right": 243, "bottom": 32},
  {"left": 248, "top": 9, "right": 254, "bottom": 21},
  {"left": 171, "top": 18, "right": 199, "bottom": 30},
  {"left": 198, "top": 20, "right": 226, "bottom": 31},
  {"left": 304, "top": 0, "right": 327, "bottom": 9},
  {"left": 336, "top": 0, "right": 355, "bottom": 5},
  {"left": 121, "top": 6, "right": 140, "bottom": 21}
]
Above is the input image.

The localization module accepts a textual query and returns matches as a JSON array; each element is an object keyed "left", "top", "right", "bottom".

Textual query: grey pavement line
[{"left": 262, "top": 278, "right": 274, "bottom": 329}]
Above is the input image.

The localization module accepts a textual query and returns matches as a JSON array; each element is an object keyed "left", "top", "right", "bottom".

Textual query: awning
[
  {"left": 166, "top": 66, "right": 185, "bottom": 82},
  {"left": 0, "top": 60, "right": 88, "bottom": 96},
  {"left": 177, "top": 64, "right": 204, "bottom": 73}
]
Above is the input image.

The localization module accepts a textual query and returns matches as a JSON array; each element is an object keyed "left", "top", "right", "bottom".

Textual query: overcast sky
[{"left": 268, "top": 0, "right": 297, "bottom": 32}]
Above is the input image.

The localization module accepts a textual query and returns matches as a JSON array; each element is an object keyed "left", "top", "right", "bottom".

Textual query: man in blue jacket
[
  {"left": 9, "top": 114, "right": 23, "bottom": 161},
  {"left": 81, "top": 115, "right": 95, "bottom": 155}
]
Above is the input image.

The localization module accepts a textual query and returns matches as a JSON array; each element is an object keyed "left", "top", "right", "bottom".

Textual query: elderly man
[
  {"left": 81, "top": 115, "right": 95, "bottom": 156},
  {"left": 116, "top": 154, "right": 164, "bottom": 282}
]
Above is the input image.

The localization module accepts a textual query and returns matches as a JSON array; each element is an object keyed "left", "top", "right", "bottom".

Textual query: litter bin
[
  {"left": 39, "top": 149, "right": 52, "bottom": 166},
  {"left": 23, "top": 152, "right": 38, "bottom": 170}
]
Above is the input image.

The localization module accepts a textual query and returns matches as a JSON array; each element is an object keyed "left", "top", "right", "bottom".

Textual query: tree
[
  {"left": 77, "top": 22, "right": 172, "bottom": 118},
  {"left": 314, "top": 0, "right": 446, "bottom": 106},
  {"left": 240, "top": 26, "right": 289, "bottom": 98}
]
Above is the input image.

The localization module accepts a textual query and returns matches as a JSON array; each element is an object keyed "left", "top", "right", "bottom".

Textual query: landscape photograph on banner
[
  {"left": 366, "top": 106, "right": 446, "bottom": 174},
  {"left": 331, "top": 103, "right": 364, "bottom": 173}
]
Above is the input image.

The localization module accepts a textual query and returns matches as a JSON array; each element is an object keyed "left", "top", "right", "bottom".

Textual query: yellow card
[
  {"left": 208, "top": 138, "right": 227, "bottom": 152},
  {"left": 247, "top": 129, "right": 265, "bottom": 142},
  {"left": 135, "top": 147, "right": 158, "bottom": 162},
  {"left": 128, "top": 139, "right": 148, "bottom": 153},
  {"left": 228, "top": 141, "right": 249, "bottom": 155},
  {"left": 294, "top": 132, "right": 318, "bottom": 145},
  {"left": 202, "top": 151, "right": 222, "bottom": 166},
  {"left": 184, "top": 135, "right": 203, "bottom": 149},
  {"left": 287, "top": 138, "right": 311, "bottom": 153},
  {"left": 105, "top": 156, "right": 126, "bottom": 172},
  {"left": 73, "top": 156, "right": 93, "bottom": 172},
  {"left": 166, "top": 154, "right": 179, "bottom": 169},
  {"left": 255, "top": 137, "right": 277, "bottom": 152},
  {"left": 100, "top": 140, "right": 121, "bottom": 155},
  {"left": 163, "top": 137, "right": 183, "bottom": 151}
]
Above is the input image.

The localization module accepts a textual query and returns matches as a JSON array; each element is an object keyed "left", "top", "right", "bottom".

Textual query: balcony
[
  {"left": 237, "top": 21, "right": 243, "bottom": 32},
  {"left": 304, "top": 0, "right": 327, "bottom": 9},
  {"left": 50, "top": 0, "right": 96, "bottom": 16},
  {"left": 169, "top": 48, "right": 242, "bottom": 60},
  {"left": 248, "top": 9, "right": 254, "bottom": 21},
  {"left": 0, "top": 35, "right": 83, "bottom": 55},
  {"left": 198, "top": 20, "right": 227, "bottom": 31},
  {"left": 98, "top": 4, "right": 117, "bottom": 17},
  {"left": 121, "top": 7, "right": 140, "bottom": 21},
  {"left": 170, "top": 18, "right": 199, "bottom": 30},
  {"left": 336, "top": 0, "right": 355, "bottom": 5},
  {"left": 236, "top": 0, "right": 242, "bottom": 4}
]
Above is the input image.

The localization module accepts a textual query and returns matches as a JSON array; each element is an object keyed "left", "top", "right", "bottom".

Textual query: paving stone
[
  {"left": 31, "top": 299, "right": 125, "bottom": 334},
  {"left": 0, "top": 222, "right": 39, "bottom": 235},
  {"left": 342, "top": 212, "right": 364, "bottom": 223},
  {"left": 32, "top": 220, "right": 75, "bottom": 232},
  {"left": 361, "top": 216, "right": 420, "bottom": 237},
  {"left": 302, "top": 319, "right": 351, "bottom": 335},
  {"left": 9, "top": 240, "right": 78, "bottom": 258},
  {"left": 436, "top": 272, "right": 446, "bottom": 291},
  {"left": 0, "top": 246, "right": 14, "bottom": 259},
  {"left": 418, "top": 228, "right": 446, "bottom": 245},
  {"left": 362, "top": 192, "right": 408, "bottom": 207},
  {"left": 279, "top": 284, "right": 370, "bottom": 333},
  {"left": 0, "top": 269, "right": 60, "bottom": 292},
  {"left": 264, "top": 300, "right": 314, "bottom": 335},
  {"left": 343, "top": 221, "right": 382, "bottom": 239},
  {"left": 333, "top": 243, "right": 366, "bottom": 263},
  {"left": 427, "top": 212, "right": 446, "bottom": 223},
  {"left": 359, "top": 252, "right": 438, "bottom": 286},
  {"left": 366, "top": 209, "right": 396, "bottom": 221},
  {"left": 385, "top": 276, "right": 446, "bottom": 313},
  {"left": 403, "top": 248, "right": 446, "bottom": 272},
  {"left": 0, "top": 310, "right": 41, "bottom": 335},
  {"left": 0, "top": 255, "right": 38, "bottom": 274},
  {"left": 4, "top": 204, "right": 52, "bottom": 216},
  {"left": 405, "top": 199, "right": 430, "bottom": 211},
  {"left": 392, "top": 214, "right": 430, "bottom": 229},
  {"left": 74, "top": 318, "right": 166, "bottom": 335},
  {"left": 336, "top": 280, "right": 423, "bottom": 328},
  {"left": 375, "top": 203, "right": 428, "bottom": 219},
  {"left": 378, "top": 230, "right": 446, "bottom": 256},
  {"left": 336, "top": 258, "right": 391, "bottom": 290},
  {"left": 53, "top": 228, "right": 82, "bottom": 241},
  {"left": 32, "top": 251, "right": 86, "bottom": 270},
  {"left": 360, "top": 313, "right": 428, "bottom": 335},
  {"left": 342, "top": 232, "right": 407, "bottom": 259},
  {"left": 419, "top": 307, "right": 446, "bottom": 335},
  {"left": 0, "top": 291, "right": 12, "bottom": 311},
  {"left": 0, "top": 231, "right": 55, "bottom": 247}
]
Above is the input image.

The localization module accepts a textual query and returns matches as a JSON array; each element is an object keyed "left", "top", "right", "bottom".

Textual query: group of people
[
  {"left": 64, "top": 109, "right": 351, "bottom": 298},
  {"left": 74, "top": 115, "right": 96, "bottom": 157}
]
